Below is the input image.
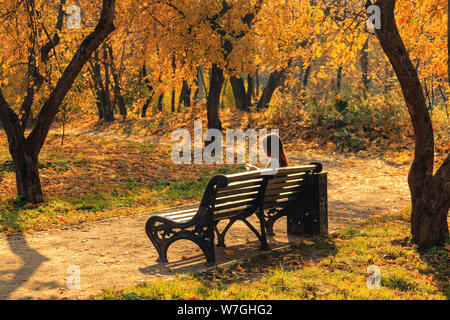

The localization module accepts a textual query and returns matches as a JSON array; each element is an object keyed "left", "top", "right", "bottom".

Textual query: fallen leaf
[
  {"left": 236, "top": 265, "right": 246, "bottom": 272},
  {"left": 224, "top": 249, "right": 235, "bottom": 256}
]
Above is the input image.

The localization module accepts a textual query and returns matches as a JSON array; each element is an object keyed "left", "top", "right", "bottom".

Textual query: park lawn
[
  {"left": 0, "top": 132, "right": 244, "bottom": 235},
  {"left": 95, "top": 211, "right": 450, "bottom": 300}
]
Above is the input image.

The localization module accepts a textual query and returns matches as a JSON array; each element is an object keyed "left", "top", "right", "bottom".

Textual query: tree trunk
[
  {"left": 206, "top": 64, "right": 224, "bottom": 130},
  {"left": 303, "top": 64, "right": 312, "bottom": 88},
  {"left": 14, "top": 154, "right": 43, "bottom": 203},
  {"left": 8, "top": 135, "right": 44, "bottom": 203},
  {"left": 256, "top": 69, "right": 286, "bottom": 110},
  {"left": 141, "top": 64, "right": 154, "bottom": 117},
  {"left": 89, "top": 50, "right": 114, "bottom": 122},
  {"left": 96, "top": 101, "right": 104, "bottom": 120},
  {"left": 373, "top": 0, "right": 449, "bottom": 248},
  {"left": 336, "top": 65, "right": 343, "bottom": 92},
  {"left": 171, "top": 89, "right": 176, "bottom": 113},
  {"left": 194, "top": 66, "right": 206, "bottom": 102},
  {"left": 179, "top": 80, "right": 191, "bottom": 109},
  {"left": 102, "top": 45, "right": 115, "bottom": 121},
  {"left": 157, "top": 93, "right": 164, "bottom": 112},
  {"left": 107, "top": 43, "right": 127, "bottom": 119},
  {"left": 141, "top": 97, "right": 152, "bottom": 117},
  {"left": 255, "top": 69, "right": 260, "bottom": 98},
  {"left": 360, "top": 37, "right": 370, "bottom": 98},
  {"left": 246, "top": 74, "right": 254, "bottom": 107},
  {"left": 230, "top": 76, "right": 249, "bottom": 111}
]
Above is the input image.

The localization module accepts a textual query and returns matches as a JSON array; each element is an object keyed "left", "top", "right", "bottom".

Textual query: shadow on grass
[
  {"left": 390, "top": 235, "right": 450, "bottom": 299},
  {"left": 419, "top": 243, "right": 450, "bottom": 299}
]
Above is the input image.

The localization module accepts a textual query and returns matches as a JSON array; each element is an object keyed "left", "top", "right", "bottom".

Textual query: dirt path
[{"left": 0, "top": 146, "right": 411, "bottom": 300}]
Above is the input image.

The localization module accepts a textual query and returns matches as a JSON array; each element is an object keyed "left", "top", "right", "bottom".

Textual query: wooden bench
[{"left": 145, "top": 164, "right": 327, "bottom": 265}]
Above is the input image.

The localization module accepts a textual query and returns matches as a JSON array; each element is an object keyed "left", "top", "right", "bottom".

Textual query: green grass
[{"left": 94, "top": 211, "right": 449, "bottom": 300}]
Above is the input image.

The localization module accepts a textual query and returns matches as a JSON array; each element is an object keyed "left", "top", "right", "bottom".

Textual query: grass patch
[{"left": 94, "top": 211, "right": 449, "bottom": 300}]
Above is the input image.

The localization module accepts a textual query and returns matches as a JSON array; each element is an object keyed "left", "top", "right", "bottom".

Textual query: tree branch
[{"left": 26, "top": 0, "right": 116, "bottom": 156}]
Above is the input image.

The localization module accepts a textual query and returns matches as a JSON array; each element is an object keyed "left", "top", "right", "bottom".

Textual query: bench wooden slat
[
  {"left": 266, "top": 179, "right": 305, "bottom": 191},
  {"left": 219, "top": 179, "right": 263, "bottom": 191},
  {"left": 215, "top": 191, "right": 259, "bottom": 205},
  {"left": 159, "top": 211, "right": 198, "bottom": 220},
  {"left": 174, "top": 216, "right": 196, "bottom": 223},
  {"left": 225, "top": 170, "right": 270, "bottom": 183},
  {"left": 214, "top": 198, "right": 258, "bottom": 212},
  {"left": 217, "top": 185, "right": 261, "bottom": 198},
  {"left": 264, "top": 190, "right": 301, "bottom": 203},
  {"left": 264, "top": 197, "right": 297, "bottom": 209},
  {"left": 264, "top": 185, "right": 301, "bottom": 196},
  {"left": 158, "top": 208, "right": 197, "bottom": 218},
  {"left": 213, "top": 205, "right": 254, "bottom": 219},
  {"left": 273, "top": 165, "right": 317, "bottom": 175},
  {"left": 268, "top": 172, "right": 307, "bottom": 185}
]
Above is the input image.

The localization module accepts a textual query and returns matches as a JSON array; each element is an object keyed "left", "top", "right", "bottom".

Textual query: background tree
[{"left": 0, "top": 0, "right": 116, "bottom": 203}]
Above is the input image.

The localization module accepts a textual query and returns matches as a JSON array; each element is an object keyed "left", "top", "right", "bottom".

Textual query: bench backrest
[
  {"left": 263, "top": 166, "right": 315, "bottom": 210},
  {"left": 210, "top": 164, "right": 320, "bottom": 219},
  {"left": 213, "top": 171, "right": 266, "bottom": 219}
]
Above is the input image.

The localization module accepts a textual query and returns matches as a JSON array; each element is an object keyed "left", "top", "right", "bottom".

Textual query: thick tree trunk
[
  {"left": 206, "top": 64, "right": 224, "bottom": 130},
  {"left": 230, "top": 76, "right": 249, "bottom": 111},
  {"left": 13, "top": 150, "right": 43, "bottom": 203},
  {"left": 96, "top": 101, "right": 104, "bottom": 120},
  {"left": 179, "top": 80, "right": 191, "bottom": 109},
  {"left": 256, "top": 69, "right": 286, "bottom": 110},
  {"left": 373, "top": 0, "right": 449, "bottom": 248}
]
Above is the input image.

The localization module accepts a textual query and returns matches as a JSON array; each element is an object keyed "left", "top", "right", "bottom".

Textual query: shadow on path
[
  {"left": 0, "top": 235, "right": 57, "bottom": 299},
  {"left": 138, "top": 238, "right": 291, "bottom": 277}
]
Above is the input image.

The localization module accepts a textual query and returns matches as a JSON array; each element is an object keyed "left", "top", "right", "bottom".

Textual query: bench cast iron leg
[
  {"left": 258, "top": 212, "right": 270, "bottom": 251},
  {"left": 214, "top": 218, "right": 237, "bottom": 248},
  {"left": 145, "top": 219, "right": 170, "bottom": 263},
  {"left": 241, "top": 216, "right": 270, "bottom": 251},
  {"left": 145, "top": 217, "right": 216, "bottom": 266}
]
